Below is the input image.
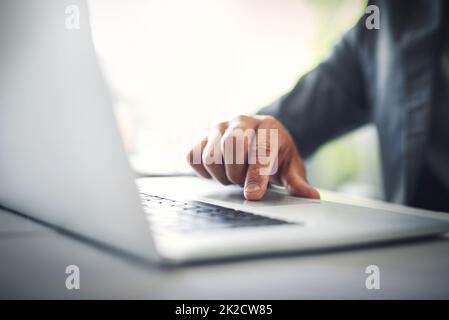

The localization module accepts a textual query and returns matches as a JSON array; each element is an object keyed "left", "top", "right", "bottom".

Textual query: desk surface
[{"left": 1, "top": 190, "right": 449, "bottom": 299}]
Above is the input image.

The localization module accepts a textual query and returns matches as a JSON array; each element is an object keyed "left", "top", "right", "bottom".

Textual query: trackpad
[{"left": 199, "top": 188, "right": 321, "bottom": 208}]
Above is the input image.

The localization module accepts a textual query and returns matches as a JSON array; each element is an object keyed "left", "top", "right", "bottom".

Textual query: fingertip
[
  {"left": 244, "top": 183, "right": 265, "bottom": 201},
  {"left": 244, "top": 191, "right": 264, "bottom": 201},
  {"left": 309, "top": 187, "right": 321, "bottom": 200}
]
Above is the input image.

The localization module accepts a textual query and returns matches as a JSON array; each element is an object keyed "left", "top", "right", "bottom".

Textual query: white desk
[{"left": 1, "top": 189, "right": 448, "bottom": 299}]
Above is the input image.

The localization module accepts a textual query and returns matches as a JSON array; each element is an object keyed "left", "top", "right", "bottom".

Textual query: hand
[{"left": 186, "top": 115, "right": 320, "bottom": 201}]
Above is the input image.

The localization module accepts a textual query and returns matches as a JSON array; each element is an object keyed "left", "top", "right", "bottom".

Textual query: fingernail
[{"left": 245, "top": 183, "right": 261, "bottom": 193}]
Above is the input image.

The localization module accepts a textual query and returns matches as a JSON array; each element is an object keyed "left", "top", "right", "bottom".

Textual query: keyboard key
[{"left": 140, "top": 193, "right": 292, "bottom": 234}]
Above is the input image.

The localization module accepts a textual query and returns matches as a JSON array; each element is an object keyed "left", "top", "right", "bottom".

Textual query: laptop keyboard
[{"left": 140, "top": 193, "right": 292, "bottom": 234}]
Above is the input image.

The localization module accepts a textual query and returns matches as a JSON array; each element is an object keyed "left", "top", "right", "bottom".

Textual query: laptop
[{"left": 1, "top": 0, "right": 448, "bottom": 264}]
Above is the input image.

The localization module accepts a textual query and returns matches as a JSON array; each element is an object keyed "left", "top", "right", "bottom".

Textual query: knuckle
[
  {"left": 232, "top": 114, "right": 251, "bottom": 123},
  {"left": 232, "top": 127, "right": 254, "bottom": 140},
  {"left": 214, "top": 121, "right": 228, "bottom": 132},
  {"left": 261, "top": 115, "right": 278, "bottom": 127}
]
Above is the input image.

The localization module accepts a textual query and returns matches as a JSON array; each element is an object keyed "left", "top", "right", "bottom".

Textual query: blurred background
[{"left": 88, "top": 0, "right": 383, "bottom": 200}]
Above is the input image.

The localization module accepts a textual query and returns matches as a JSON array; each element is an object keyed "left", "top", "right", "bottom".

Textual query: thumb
[{"left": 281, "top": 162, "right": 320, "bottom": 199}]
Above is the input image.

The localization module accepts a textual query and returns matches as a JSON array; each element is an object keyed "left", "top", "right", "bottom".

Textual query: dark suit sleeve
[{"left": 257, "top": 16, "right": 371, "bottom": 158}]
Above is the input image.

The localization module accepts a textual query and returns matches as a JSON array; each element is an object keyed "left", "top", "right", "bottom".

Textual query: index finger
[{"left": 243, "top": 118, "right": 279, "bottom": 200}]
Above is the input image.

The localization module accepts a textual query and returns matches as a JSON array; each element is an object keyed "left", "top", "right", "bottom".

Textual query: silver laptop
[{"left": 1, "top": 0, "right": 448, "bottom": 265}]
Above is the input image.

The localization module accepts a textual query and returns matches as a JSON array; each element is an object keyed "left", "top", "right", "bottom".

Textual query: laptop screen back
[{"left": 0, "top": 0, "right": 157, "bottom": 262}]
